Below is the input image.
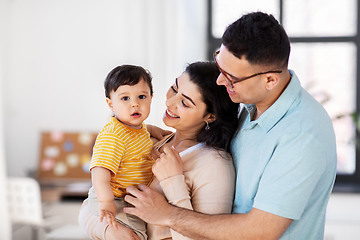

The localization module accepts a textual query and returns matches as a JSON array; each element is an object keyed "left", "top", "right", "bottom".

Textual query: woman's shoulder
[
  {"left": 199, "top": 146, "right": 232, "bottom": 162},
  {"left": 186, "top": 146, "right": 235, "bottom": 185},
  {"left": 188, "top": 146, "right": 234, "bottom": 171}
]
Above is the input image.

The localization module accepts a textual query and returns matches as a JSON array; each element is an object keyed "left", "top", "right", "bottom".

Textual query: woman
[{"left": 78, "top": 61, "right": 239, "bottom": 240}]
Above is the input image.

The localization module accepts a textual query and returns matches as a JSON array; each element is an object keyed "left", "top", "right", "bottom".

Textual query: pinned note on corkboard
[{"left": 37, "top": 131, "right": 97, "bottom": 183}]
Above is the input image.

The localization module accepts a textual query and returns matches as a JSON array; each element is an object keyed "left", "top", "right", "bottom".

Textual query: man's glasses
[{"left": 213, "top": 50, "right": 282, "bottom": 88}]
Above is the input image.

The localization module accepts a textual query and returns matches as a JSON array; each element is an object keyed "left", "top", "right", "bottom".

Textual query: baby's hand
[
  {"left": 147, "top": 124, "right": 172, "bottom": 140},
  {"left": 99, "top": 201, "right": 118, "bottom": 230},
  {"left": 106, "top": 222, "right": 141, "bottom": 240}
]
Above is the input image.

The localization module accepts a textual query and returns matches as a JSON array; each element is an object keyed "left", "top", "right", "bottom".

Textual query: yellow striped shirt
[{"left": 90, "top": 117, "right": 154, "bottom": 197}]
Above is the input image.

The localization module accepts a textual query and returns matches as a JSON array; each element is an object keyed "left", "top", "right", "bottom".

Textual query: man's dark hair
[
  {"left": 222, "top": 11, "right": 290, "bottom": 69},
  {"left": 104, "top": 65, "right": 153, "bottom": 98}
]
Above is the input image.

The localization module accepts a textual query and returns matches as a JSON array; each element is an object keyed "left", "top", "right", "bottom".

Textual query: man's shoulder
[{"left": 286, "top": 87, "right": 334, "bottom": 133}]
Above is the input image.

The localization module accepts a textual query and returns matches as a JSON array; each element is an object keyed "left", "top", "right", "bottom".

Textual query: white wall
[
  {"left": 0, "top": 0, "right": 12, "bottom": 238},
  {"left": 1, "top": 0, "right": 207, "bottom": 177},
  {"left": 325, "top": 193, "right": 360, "bottom": 240}
]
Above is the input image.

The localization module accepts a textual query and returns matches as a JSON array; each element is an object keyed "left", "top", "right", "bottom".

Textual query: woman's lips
[{"left": 165, "top": 109, "right": 179, "bottom": 119}]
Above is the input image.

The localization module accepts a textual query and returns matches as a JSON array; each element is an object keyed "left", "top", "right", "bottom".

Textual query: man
[{"left": 124, "top": 11, "right": 337, "bottom": 239}]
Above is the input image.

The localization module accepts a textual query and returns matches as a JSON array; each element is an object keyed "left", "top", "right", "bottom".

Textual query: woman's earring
[{"left": 205, "top": 121, "right": 210, "bottom": 131}]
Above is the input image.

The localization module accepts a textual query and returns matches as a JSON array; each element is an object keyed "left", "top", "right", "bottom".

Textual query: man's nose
[
  {"left": 216, "top": 73, "right": 226, "bottom": 86},
  {"left": 216, "top": 73, "right": 232, "bottom": 88}
]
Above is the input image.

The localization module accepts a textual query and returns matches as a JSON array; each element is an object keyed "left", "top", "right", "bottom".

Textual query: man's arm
[{"left": 124, "top": 184, "right": 292, "bottom": 240}]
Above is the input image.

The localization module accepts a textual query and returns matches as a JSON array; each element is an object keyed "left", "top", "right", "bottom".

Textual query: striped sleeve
[{"left": 89, "top": 132, "right": 125, "bottom": 175}]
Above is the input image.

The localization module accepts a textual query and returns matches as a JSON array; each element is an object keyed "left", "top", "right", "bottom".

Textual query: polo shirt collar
[{"left": 244, "top": 70, "right": 301, "bottom": 132}]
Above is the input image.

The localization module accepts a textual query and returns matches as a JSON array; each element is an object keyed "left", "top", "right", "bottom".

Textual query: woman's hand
[
  {"left": 99, "top": 200, "right": 118, "bottom": 230},
  {"left": 147, "top": 124, "right": 172, "bottom": 141},
  {"left": 152, "top": 146, "right": 183, "bottom": 181}
]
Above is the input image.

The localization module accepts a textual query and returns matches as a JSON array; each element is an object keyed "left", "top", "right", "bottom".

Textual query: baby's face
[{"left": 106, "top": 78, "right": 152, "bottom": 129}]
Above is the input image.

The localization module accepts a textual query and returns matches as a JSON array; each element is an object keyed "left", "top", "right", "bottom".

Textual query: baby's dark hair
[
  {"left": 185, "top": 61, "right": 239, "bottom": 153},
  {"left": 104, "top": 65, "right": 153, "bottom": 98}
]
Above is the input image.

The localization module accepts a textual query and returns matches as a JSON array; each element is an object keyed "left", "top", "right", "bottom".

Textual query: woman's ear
[
  {"left": 205, "top": 113, "right": 216, "bottom": 123},
  {"left": 106, "top": 98, "right": 113, "bottom": 111}
]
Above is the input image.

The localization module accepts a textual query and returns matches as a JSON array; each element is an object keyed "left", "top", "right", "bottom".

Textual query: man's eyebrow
[{"left": 222, "top": 68, "right": 241, "bottom": 81}]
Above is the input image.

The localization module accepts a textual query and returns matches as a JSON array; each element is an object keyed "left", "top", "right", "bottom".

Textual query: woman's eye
[
  {"left": 139, "top": 95, "right": 146, "bottom": 99},
  {"left": 181, "top": 100, "right": 189, "bottom": 108},
  {"left": 169, "top": 85, "right": 188, "bottom": 107},
  {"left": 171, "top": 85, "right": 178, "bottom": 93},
  {"left": 121, "top": 96, "right": 129, "bottom": 101}
]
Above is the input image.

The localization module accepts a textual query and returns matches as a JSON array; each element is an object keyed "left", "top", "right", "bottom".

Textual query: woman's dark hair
[
  {"left": 185, "top": 61, "right": 239, "bottom": 153},
  {"left": 104, "top": 65, "right": 153, "bottom": 98},
  {"left": 222, "top": 11, "right": 290, "bottom": 69}
]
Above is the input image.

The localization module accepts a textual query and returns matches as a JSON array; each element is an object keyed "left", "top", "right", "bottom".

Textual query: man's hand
[
  {"left": 124, "top": 184, "right": 175, "bottom": 226},
  {"left": 99, "top": 200, "right": 118, "bottom": 230}
]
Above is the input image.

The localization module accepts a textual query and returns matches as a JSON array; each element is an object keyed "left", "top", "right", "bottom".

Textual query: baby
[{"left": 87, "top": 65, "right": 155, "bottom": 240}]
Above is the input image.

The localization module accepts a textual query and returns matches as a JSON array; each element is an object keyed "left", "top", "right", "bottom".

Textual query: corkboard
[{"left": 37, "top": 131, "right": 97, "bottom": 183}]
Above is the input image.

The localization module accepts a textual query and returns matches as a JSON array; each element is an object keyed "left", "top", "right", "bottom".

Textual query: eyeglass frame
[{"left": 213, "top": 50, "right": 282, "bottom": 88}]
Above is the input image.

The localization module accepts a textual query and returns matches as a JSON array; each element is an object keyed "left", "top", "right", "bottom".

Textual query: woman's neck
[{"left": 171, "top": 131, "right": 198, "bottom": 152}]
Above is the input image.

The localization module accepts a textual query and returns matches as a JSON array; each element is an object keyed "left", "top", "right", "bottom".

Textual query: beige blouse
[{"left": 147, "top": 134, "right": 235, "bottom": 240}]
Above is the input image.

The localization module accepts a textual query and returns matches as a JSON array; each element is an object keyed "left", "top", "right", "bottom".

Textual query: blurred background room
[{"left": 0, "top": 0, "right": 360, "bottom": 239}]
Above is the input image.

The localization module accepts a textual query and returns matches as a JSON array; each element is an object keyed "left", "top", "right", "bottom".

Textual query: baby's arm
[
  {"left": 91, "top": 166, "right": 118, "bottom": 230},
  {"left": 146, "top": 124, "right": 172, "bottom": 140}
]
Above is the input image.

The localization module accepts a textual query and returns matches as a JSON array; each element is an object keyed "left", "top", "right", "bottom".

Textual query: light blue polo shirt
[{"left": 231, "top": 70, "right": 337, "bottom": 239}]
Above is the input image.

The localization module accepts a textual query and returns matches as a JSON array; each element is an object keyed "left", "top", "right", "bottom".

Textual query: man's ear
[
  {"left": 265, "top": 73, "right": 280, "bottom": 90},
  {"left": 106, "top": 98, "right": 113, "bottom": 111},
  {"left": 205, "top": 113, "right": 216, "bottom": 123}
]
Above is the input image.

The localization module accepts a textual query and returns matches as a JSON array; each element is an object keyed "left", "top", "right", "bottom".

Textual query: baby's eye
[
  {"left": 121, "top": 96, "right": 130, "bottom": 101},
  {"left": 139, "top": 95, "right": 146, "bottom": 99}
]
